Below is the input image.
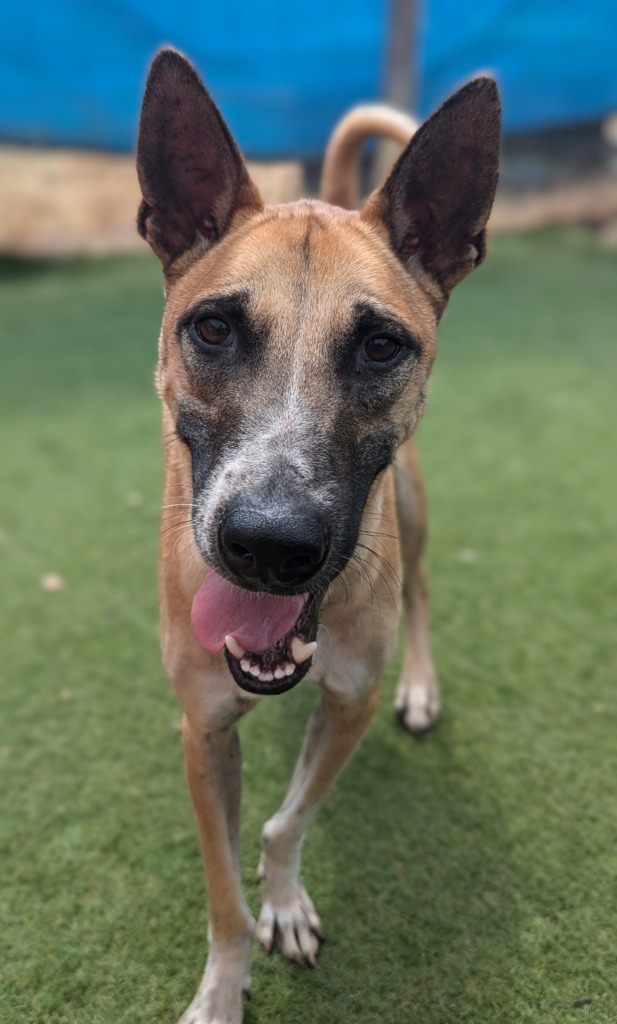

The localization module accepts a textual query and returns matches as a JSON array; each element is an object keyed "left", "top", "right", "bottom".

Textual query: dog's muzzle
[{"left": 191, "top": 499, "right": 331, "bottom": 694}]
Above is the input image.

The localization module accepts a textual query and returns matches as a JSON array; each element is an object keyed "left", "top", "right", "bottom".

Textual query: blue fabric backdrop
[{"left": 1, "top": 1, "right": 616, "bottom": 157}]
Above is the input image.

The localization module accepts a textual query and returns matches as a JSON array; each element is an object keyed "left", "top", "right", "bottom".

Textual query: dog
[{"left": 136, "top": 49, "right": 500, "bottom": 1024}]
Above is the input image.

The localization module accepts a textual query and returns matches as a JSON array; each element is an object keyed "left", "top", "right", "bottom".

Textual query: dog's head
[{"left": 137, "top": 50, "right": 500, "bottom": 693}]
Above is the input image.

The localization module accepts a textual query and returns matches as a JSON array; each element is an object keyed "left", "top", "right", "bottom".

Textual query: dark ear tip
[
  {"left": 150, "top": 46, "right": 189, "bottom": 67},
  {"left": 472, "top": 75, "right": 500, "bottom": 103},
  {"left": 146, "top": 46, "right": 199, "bottom": 85},
  {"left": 455, "top": 74, "right": 499, "bottom": 100},
  {"left": 437, "top": 75, "right": 501, "bottom": 137},
  {"left": 468, "top": 74, "right": 498, "bottom": 91},
  {"left": 460, "top": 75, "right": 501, "bottom": 113}
]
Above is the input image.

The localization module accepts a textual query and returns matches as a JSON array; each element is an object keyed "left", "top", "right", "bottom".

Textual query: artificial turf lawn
[{"left": 1, "top": 230, "right": 616, "bottom": 1024}]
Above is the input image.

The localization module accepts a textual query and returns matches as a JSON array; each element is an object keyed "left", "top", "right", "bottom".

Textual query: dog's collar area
[{"left": 224, "top": 593, "right": 320, "bottom": 695}]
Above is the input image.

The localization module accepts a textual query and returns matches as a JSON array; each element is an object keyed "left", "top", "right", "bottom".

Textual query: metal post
[{"left": 373, "top": 0, "right": 418, "bottom": 188}]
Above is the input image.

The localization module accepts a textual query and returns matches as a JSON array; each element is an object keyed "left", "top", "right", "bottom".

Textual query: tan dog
[{"left": 136, "top": 49, "right": 500, "bottom": 1024}]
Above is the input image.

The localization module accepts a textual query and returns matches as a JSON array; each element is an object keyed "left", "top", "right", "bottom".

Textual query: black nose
[{"left": 219, "top": 504, "right": 329, "bottom": 588}]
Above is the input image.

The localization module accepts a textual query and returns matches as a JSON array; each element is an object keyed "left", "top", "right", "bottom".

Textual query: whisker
[
  {"left": 362, "top": 508, "right": 398, "bottom": 524},
  {"left": 357, "top": 537, "right": 403, "bottom": 582},
  {"left": 350, "top": 553, "right": 379, "bottom": 612},
  {"left": 358, "top": 528, "right": 399, "bottom": 542},
  {"left": 160, "top": 519, "right": 193, "bottom": 540},
  {"left": 160, "top": 514, "right": 193, "bottom": 527},
  {"left": 354, "top": 547, "right": 399, "bottom": 610},
  {"left": 337, "top": 568, "right": 351, "bottom": 611},
  {"left": 357, "top": 541, "right": 402, "bottom": 589},
  {"left": 166, "top": 533, "right": 197, "bottom": 576},
  {"left": 324, "top": 557, "right": 352, "bottom": 611}
]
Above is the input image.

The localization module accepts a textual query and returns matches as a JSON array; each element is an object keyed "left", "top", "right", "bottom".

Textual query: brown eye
[
  {"left": 194, "top": 316, "right": 230, "bottom": 345},
  {"left": 365, "top": 336, "right": 400, "bottom": 362}
]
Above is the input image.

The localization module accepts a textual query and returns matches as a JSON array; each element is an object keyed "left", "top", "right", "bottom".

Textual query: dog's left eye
[
  {"left": 194, "top": 317, "right": 231, "bottom": 346},
  {"left": 364, "top": 336, "right": 400, "bottom": 363}
]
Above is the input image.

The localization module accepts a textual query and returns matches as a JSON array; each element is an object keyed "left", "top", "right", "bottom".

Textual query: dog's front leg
[
  {"left": 256, "top": 685, "right": 379, "bottom": 966},
  {"left": 393, "top": 439, "right": 440, "bottom": 734},
  {"left": 179, "top": 712, "right": 254, "bottom": 1024}
]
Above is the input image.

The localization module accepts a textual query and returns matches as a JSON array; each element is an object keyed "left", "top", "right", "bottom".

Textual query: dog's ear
[
  {"left": 136, "top": 49, "right": 262, "bottom": 271},
  {"left": 362, "top": 77, "right": 501, "bottom": 294}
]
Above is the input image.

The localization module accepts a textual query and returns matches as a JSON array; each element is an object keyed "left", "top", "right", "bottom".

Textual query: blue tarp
[{"left": 1, "top": 1, "right": 616, "bottom": 157}]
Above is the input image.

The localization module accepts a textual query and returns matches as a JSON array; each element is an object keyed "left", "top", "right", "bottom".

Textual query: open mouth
[
  {"left": 224, "top": 593, "right": 320, "bottom": 695},
  {"left": 191, "top": 570, "right": 321, "bottom": 695}
]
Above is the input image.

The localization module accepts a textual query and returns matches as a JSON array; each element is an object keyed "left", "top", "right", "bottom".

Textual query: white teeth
[
  {"left": 225, "top": 635, "right": 245, "bottom": 660},
  {"left": 290, "top": 638, "right": 317, "bottom": 664},
  {"left": 230, "top": 637, "right": 316, "bottom": 684}
]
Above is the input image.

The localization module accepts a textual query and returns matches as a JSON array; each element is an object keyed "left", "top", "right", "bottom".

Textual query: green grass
[{"left": 1, "top": 231, "right": 616, "bottom": 1024}]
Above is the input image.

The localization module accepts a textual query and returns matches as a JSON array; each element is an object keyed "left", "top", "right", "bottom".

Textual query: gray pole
[
  {"left": 384, "top": 0, "right": 417, "bottom": 113},
  {"left": 373, "top": 0, "right": 418, "bottom": 188}
]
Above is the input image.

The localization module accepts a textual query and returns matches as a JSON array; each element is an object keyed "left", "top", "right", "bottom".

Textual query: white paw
[
  {"left": 177, "top": 937, "right": 252, "bottom": 1024},
  {"left": 256, "top": 881, "right": 324, "bottom": 968},
  {"left": 394, "top": 675, "right": 440, "bottom": 734},
  {"left": 177, "top": 992, "right": 244, "bottom": 1024}
]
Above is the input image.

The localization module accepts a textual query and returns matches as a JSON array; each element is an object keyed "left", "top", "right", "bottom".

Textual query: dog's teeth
[
  {"left": 249, "top": 664, "right": 261, "bottom": 678},
  {"left": 290, "top": 638, "right": 317, "bottom": 664},
  {"left": 240, "top": 659, "right": 251, "bottom": 673},
  {"left": 274, "top": 666, "right": 286, "bottom": 680},
  {"left": 225, "top": 635, "right": 245, "bottom": 660},
  {"left": 284, "top": 663, "right": 295, "bottom": 676},
  {"left": 259, "top": 671, "right": 274, "bottom": 682}
]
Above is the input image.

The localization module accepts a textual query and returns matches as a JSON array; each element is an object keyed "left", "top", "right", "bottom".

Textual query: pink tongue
[{"left": 191, "top": 570, "right": 305, "bottom": 654}]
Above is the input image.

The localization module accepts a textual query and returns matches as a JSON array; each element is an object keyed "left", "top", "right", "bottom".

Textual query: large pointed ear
[
  {"left": 362, "top": 77, "right": 501, "bottom": 294},
  {"left": 136, "top": 49, "right": 262, "bottom": 271}
]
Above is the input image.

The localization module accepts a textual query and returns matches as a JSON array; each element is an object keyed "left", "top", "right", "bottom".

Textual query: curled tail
[{"left": 320, "top": 105, "right": 419, "bottom": 209}]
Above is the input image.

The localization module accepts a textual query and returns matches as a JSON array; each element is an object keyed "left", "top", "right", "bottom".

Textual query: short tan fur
[{"left": 136, "top": 48, "right": 500, "bottom": 1024}]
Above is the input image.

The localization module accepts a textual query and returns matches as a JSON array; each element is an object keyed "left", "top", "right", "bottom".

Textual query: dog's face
[
  {"left": 159, "top": 201, "right": 438, "bottom": 593},
  {"left": 137, "top": 51, "right": 500, "bottom": 692}
]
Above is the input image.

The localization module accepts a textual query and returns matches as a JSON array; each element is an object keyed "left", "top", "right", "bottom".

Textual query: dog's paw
[
  {"left": 394, "top": 674, "right": 440, "bottom": 735},
  {"left": 256, "top": 882, "right": 324, "bottom": 968},
  {"left": 177, "top": 977, "right": 251, "bottom": 1024},
  {"left": 178, "top": 938, "right": 252, "bottom": 1024},
  {"left": 177, "top": 990, "right": 246, "bottom": 1024}
]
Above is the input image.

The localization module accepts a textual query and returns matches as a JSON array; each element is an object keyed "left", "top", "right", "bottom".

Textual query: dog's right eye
[
  {"left": 364, "top": 336, "right": 400, "bottom": 363},
  {"left": 193, "top": 317, "right": 231, "bottom": 346}
]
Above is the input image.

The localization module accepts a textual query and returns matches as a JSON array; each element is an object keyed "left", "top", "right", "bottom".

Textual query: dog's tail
[{"left": 320, "top": 105, "right": 419, "bottom": 210}]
